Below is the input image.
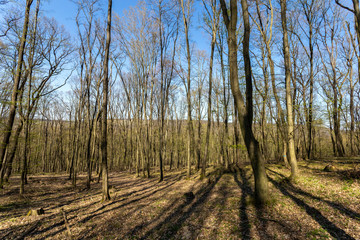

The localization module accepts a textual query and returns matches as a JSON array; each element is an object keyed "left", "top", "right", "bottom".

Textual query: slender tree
[
  {"left": 0, "top": 0, "right": 33, "bottom": 173},
  {"left": 101, "top": 0, "right": 112, "bottom": 201},
  {"left": 202, "top": 0, "right": 220, "bottom": 178},
  {"left": 281, "top": 0, "right": 299, "bottom": 179},
  {"left": 179, "top": 0, "right": 195, "bottom": 179}
]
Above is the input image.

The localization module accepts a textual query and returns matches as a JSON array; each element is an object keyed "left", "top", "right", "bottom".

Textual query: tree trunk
[
  {"left": 0, "top": 122, "right": 23, "bottom": 187},
  {"left": 220, "top": 0, "right": 269, "bottom": 205},
  {"left": 101, "top": 0, "right": 112, "bottom": 201},
  {"left": 202, "top": 0, "right": 219, "bottom": 179},
  {"left": 0, "top": 0, "right": 33, "bottom": 170},
  {"left": 280, "top": 0, "right": 298, "bottom": 179},
  {"left": 180, "top": 0, "right": 195, "bottom": 179}
]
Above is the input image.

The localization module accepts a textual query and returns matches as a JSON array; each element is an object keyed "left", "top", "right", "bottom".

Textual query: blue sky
[
  {"left": 42, "top": 0, "right": 138, "bottom": 37},
  {"left": 42, "top": 0, "right": 209, "bottom": 50}
]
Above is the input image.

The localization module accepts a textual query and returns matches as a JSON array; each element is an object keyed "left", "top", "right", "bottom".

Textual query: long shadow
[
  {"left": 233, "top": 170, "right": 252, "bottom": 239},
  {"left": 202, "top": 175, "right": 230, "bottom": 239},
  {"left": 81, "top": 183, "right": 159, "bottom": 217},
  {"left": 37, "top": 218, "right": 76, "bottom": 240},
  {"left": 268, "top": 176, "right": 355, "bottom": 240},
  {"left": 0, "top": 201, "right": 31, "bottom": 213},
  {"left": 3, "top": 172, "right": 185, "bottom": 239},
  {"left": 29, "top": 215, "right": 77, "bottom": 239},
  {"left": 122, "top": 194, "right": 185, "bottom": 238},
  {"left": 299, "top": 164, "right": 325, "bottom": 173},
  {"left": 114, "top": 182, "right": 159, "bottom": 201},
  {"left": 114, "top": 177, "right": 158, "bottom": 190},
  {"left": 240, "top": 167, "right": 273, "bottom": 240},
  {"left": 266, "top": 168, "right": 286, "bottom": 178},
  {"left": 234, "top": 168, "right": 275, "bottom": 239},
  {"left": 36, "top": 192, "right": 98, "bottom": 214},
  {"left": 139, "top": 173, "right": 222, "bottom": 240},
  {"left": 286, "top": 184, "right": 360, "bottom": 222},
  {"left": 78, "top": 178, "right": 179, "bottom": 225},
  {"left": 1, "top": 187, "right": 94, "bottom": 222},
  {"left": 63, "top": 173, "right": 183, "bottom": 222},
  {"left": 85, "top": 173, "right": 184, "bottom": 217},
  {"left": 115, "top": 173, "right": 184, "bottom": 201},
  {"left": 122, "top": 173, "right": 203, "bottom": 239},
  {"left": 28, "top": 200, "right": 99, "bottom": 239},
  {"left": 0, "top": 219, "right": 40, "bottom": 239},
  {"left": 27, "top": 175, "right": 181, "bottom": 239},
  {"left": 190, "top": 174, "right": 231, "bottom": 239},
  {"left": 267, "top": 168, "right": 360, "bottom": 221},
  {"left": 235, "top": 168, "right": 303, "bottom": 239}
]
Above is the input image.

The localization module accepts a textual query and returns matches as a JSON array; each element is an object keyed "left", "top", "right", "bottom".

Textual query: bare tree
[
  {"left": 179, "top": 0, "right": 195, "bottom": 179},
  {"left": 201, "top": 0, "right": 220, "bottom": 178},
  {"left": 0, "top": 0, "right": 33, "bottom": 175},
  {"left": 101, "top": 0, "right": 112, "bottom": 201},
  {"left": 280, "top": 0, "right": 299, "bottom": 179},
  {"left": 220, "top": 0, "right": 269, "bottom": 205}
]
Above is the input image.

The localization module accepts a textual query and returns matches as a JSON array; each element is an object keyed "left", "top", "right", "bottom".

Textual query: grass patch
[{"left": 306, "top": 228, "right": 330, "bottom": 239}]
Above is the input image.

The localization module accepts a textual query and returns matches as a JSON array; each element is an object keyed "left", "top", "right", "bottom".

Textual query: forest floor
[{"left": 1, "top": 157, "right": 360, "bottom": 240}]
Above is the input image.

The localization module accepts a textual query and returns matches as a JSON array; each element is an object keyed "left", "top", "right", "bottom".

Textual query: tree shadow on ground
[
  {"left": 210, "top": 176, "right": 231, "bottom": 239},
  {"left": 0, "top": 219, "right": 40, "bottom": 239},
  {"left": 233, "top": 168, "right": 313, "bottom": 240},
  {"left": 77, "top": 173, "right": 182, "bottom": 226},
  {"left": 233, "top": 168, "right": 288, "bottom": 240},
  {"left": 6, "top": 173, "right": 182, "bottom": 239},
  {"left": 267, "top": 168, "right": 360, "bottom": 221},
  {"left": 233, "top": 170, "right": 252, "bottom": 239},
  {"left": 28, "top": 177, "right": 177, "bottom": 239},
  {"left": 137, "top": 172, "right": 223, "bottom": 240},
  {"left": 268, "top": 174, "right": 355, "bottom": 240},
  {"left": 120, "top": 171, "right": 197, "bottom": 238}
]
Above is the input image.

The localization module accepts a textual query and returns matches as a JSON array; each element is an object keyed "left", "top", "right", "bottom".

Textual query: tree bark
[
  {"left": 101, "top": 0, "right": 112, "bottom": 201},
  {"left": 0, "top": 0, "right": 33, "bottom": 171},
  {"left": 202, "top": 0, "right": 219, "bottom": 179},
  {"left": 220, "top": 0, "right": 269, "bottom": 205},
  {"left": 280, "top": 0, "right": 298, "bottom": 179},
  {"left": 180, "top": 0, "right": 195, "bottom": 179}
]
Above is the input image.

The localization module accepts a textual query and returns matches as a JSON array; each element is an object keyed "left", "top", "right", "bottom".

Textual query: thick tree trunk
[{"left": 220, "top": 0, "right": 269, "bottom": 205}]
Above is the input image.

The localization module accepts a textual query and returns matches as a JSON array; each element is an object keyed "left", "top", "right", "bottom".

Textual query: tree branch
[{"left": 335, "top": 0, "right": 354, "bottom": 13}]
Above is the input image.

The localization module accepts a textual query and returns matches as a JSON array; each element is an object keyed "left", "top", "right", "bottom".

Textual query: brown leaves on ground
[{"left": 0, "top": 158, "right": 360, "bottom": 239}]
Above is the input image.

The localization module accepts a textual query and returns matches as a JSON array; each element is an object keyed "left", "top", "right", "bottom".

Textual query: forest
[{"left": 0, "top": 0, "right": 359, "bottom": 239}]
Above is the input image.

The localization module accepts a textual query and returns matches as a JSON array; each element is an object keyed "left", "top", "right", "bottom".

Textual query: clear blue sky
[{"left": 42, "top": 0, "right": 209, "bottom": 51}]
